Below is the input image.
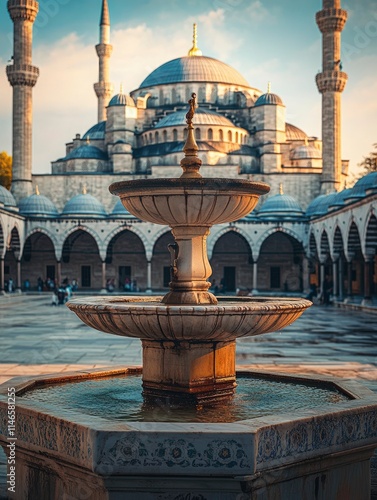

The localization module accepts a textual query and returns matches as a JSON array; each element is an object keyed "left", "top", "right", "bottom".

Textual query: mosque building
[{"left": 0, "top": 0, "right": 376, "bottom": 304}]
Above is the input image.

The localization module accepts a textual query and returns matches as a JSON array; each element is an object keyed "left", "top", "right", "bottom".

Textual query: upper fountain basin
[
  {"left": 109, "top": 178, "right": 270, "bottom": 226},
  {"left": 67, "top": 296, "right": 311, "bottom": 342}
]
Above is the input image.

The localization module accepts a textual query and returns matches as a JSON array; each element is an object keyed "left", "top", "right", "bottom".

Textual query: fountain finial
[{"left": 180, "top": 93, "right": 202, "bottom": 178}]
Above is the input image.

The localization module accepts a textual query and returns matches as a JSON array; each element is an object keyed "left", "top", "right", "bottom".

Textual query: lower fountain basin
[
  {"left": 67, "top": 296, "right": 311, "bottom": 341},
  {"left": 1, "top": 368, "right": 377, "bottom": 499}
]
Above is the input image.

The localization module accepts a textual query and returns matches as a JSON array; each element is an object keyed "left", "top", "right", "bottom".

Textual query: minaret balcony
[
  {"left": 7, "top": 0, "right": 39, "bottom": 22},
  {"left": 316, "top": 8, "right": 347, "bottom": 32},
  {"left": 6, "top": 63, "right": 39, "bottom": 87},
  {"left": 95, "top": 43, "right": 113, "bottom": 58},
  {"left": 94, "top": 81, "right": 113, "bottom": 98},
  {"left": 316, "top": 70, "right": 348, "bottom": 93}
]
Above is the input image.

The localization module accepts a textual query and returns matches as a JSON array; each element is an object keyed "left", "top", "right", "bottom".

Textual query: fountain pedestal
[{"left": 142, "top": 339, "right": 236, "bottom": 403}]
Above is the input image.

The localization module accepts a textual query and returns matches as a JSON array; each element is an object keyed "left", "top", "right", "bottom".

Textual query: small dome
[
  {"left": 63, "top": 144, "right": 108, "bottom": 161},
  {"left": 154, "top": 107, "right": 235, "bottom": 129},
  {"left": 286, "top": 123, "right": 307, "bottom": 141},
  {"left": 111, "top": 199, "right": 136, "bottom": 218},
  {"left": 306, "top": 192, "right": 339, "bottom": 218},
  {"left": 108, "top": 93, "right": 135, "bottom": 107},
  {"left": 0, "top": 185, "right": 17, "bottom": 208},
  {"left": 62, "top": 192, "right": 107, "bottom": 218},
  {"left": 254, "top": 92, "right": 283, "bottom": 107},
  {"left": 344, "top": 172, "right": 377, "bottom": 201},
  {"left": 138, "top": 56, "right": 250, "bottom": 89},
  {"left": 290, "top": 145, "right": 321, "bottom": 160},
  {"left": 19, "top": 192, "right": 59, "bottom": 218},
  {"left": 328, "top": 188, "right": 353, "bottom": 211},
  {"left": 258, "top": 192, "right": 304, "bottom": 219},
  {"left": 83, "top": 121, "right": 106, "bottom": 140}
]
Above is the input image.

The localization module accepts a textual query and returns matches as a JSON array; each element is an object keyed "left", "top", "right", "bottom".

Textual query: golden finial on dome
[
  {"left": 267, "top": 82, "right": 271, "bottom": 93},
  {"left": 188, "top": 23, "right": 202, "bottom": 57},
  {"left": 279, "top": 183, "right": 283, "bottom": 195},
  {"left": 82, "top": 184, "right": 87, "bottom": 195},
  {"left": 35, "top": 185, "right": 40, "bottom": 196},
  {"left": 180, "top": 93, "right": 202, "bottom": 178}
]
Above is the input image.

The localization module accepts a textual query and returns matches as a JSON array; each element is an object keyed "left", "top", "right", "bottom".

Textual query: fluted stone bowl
[
  {"left": 67, "top": 297, "right": 311, "bottom": 342},
  {"left": 109, "top": 178, "right": 270, "bottom": 226}
]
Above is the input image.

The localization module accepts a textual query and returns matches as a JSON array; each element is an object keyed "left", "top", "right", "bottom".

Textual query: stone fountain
[{"left": 0, "top": 95, "right": 377, "bottom": 499}]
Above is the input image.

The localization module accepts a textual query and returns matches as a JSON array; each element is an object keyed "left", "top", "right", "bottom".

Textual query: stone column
[
  {"left": 332, "top": 259, "right": 338, "bottom": 299},
  {"left": 146, "top": 260, "right": 152, "bottom": 293},
  {"left": 57, "top": 261, "right": 61, "bottom": 286},
  {"left": 362, "top": 255, "right": 373, "bottom": 306},
  {"left": 101, "top": 261, "right": 107, "bottom": 294},
  {"left": 338, "top": 255, "right": 344, "bottom": 301},
  {"left": 302, "top": 257, "right": 310, "bottom": 295},
  {"left": 252, "top": 261, "right": 258, "bottom": 294},
  {"left": 319, "top": 261, "right": 325, "bottom": 299},
  {"left": 16, "top": 259, "right": 22, "bottom": 292},
  {"left": 346, "top": 260, "right": 353, "bottom": 299},
  {"left": 0, "top": 258, "right": 4, "bottom": 294}
]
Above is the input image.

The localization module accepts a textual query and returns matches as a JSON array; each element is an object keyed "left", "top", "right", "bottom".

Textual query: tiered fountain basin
[
  {"left": 67, "top": 296, "right": 310, "bottom": 404},
  {"left": 1, "top": 368, "right": 377, "bottom": 499}
]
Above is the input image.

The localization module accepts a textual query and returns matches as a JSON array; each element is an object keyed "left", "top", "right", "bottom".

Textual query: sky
[{"left": 0, "top": 0, "right": 376, "bottom": 177}]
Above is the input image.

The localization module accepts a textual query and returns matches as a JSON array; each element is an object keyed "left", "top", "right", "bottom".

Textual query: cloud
[{"left": 245, "top": 1, "right": 270, "bottom": 22}]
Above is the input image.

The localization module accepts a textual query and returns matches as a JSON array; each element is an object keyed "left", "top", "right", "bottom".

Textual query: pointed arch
[
  {"left": 333, "top": 226, "right": 344, "bottom": 259},
  {"left": 320, "top": 230, "right": 331, "bottom": 262},
  {"left": 104, "top": 225, "right": 150, "bottom": 259},
  {"left": 347, "top": 221, "right": 361, "bottom": 259},
  {"left": 254, "top": 227, "right": 304, "bottom": 261},
  {"left": 59, "top": 225, "right": 103, "bottom": 260},
  {"left": 208, "top": 226, "right": 254, "bottom": 260},
  {"left": 365, "top": 214, "right": 377, "bottom": 256}
]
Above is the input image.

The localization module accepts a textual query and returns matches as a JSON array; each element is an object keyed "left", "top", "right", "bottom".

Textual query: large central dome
[{"left": 139, "top": 56, "right": 250, "bottom": 89}]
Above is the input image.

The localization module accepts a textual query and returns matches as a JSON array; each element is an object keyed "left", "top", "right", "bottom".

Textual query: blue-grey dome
[
  {"left": 111, "top": 199, "right": 136, "bottom": 218},
  {"left": 83, "top": 121, "right": 106, "bottom": 140},
  {"left": 19, "top": 193, "right": 59, "bottom": 218},
  {"left": 328, "top": 188, "right": 352, "bottom": 211},
  {"left": 63, "top": 144, "right": 108, "bottom": 161},
  {"left": 254, "top": 92, "right": 283, "bottom": 107},
  {"left": 290, "top": 144, "right": 321, "bottom": 160},
  {"left": 155, "top": 107, "right": 234, "bottom": 129},
  {"left": 138, "top": 56, "right": 250, "bottom": 89},
  {"left": 62, "top": 193, "right": 107, "bottom": 218},
  {"left": 344, "top": 172, "right": 377, "bottom": 201},
  {"left": 108, "top": 93, "right": 135, "bottom": 107},
  {"left": 306, "top": 192, "right": 339, "bottom": 218},
  {"left": 258, "top": 192, "right": 304, "bottom": 219},
  {"left": 0, "top": 185, "right": 16, "bottom": 208}
]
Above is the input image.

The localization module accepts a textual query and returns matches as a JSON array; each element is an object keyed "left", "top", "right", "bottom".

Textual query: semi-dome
[
  {"left": 286, "top": 123, "right": 307, "bottom": 141},
  {"left": 63, "top": 144, "right": 108, "bottom": 161},
  {"left": 111, "top": 199, "right": 136, "bottom": 218},
  {"left": 0, "top": 185, "right": 17, "bottom": 208},
  {"left": 254, "top": 91, "right": 283, "bottom": 107},
  {"left": 83, "top": 121, "right": 106, "bottom": 140},
  {"left": 138, "top": 56, "right": 250, "bottom": 89},
  {"left": 344, "top": 172, "right": 377, "bottom": 201},
  {"left": 290, "top": 144, "right": 321, "bottom": 160},
  {"left": 258, "top": 190, "right": 304, "bottom": 219},
  {"left": 19, "top": 191, "right": 59, "bottom": 218},
  {"left": 306, "top": 192, "right": 339, "bottom": 218},
  {"left": 108, "top": 92, "right": 135, "bottom": 107},
  {"left": 62, "top": 192, "right": 107, "bottom": 218},
  {"left": 154, "top": 107, "right": 235, "bottom": 129}
]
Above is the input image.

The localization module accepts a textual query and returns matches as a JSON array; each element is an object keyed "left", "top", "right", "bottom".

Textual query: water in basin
[{"left": 20, "top": 374, "right": 349, "bottom": 423}]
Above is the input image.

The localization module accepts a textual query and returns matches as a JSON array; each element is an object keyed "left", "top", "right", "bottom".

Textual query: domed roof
[
  {"left": 108, "top": 92, "right": 135, "bottom": 107},
  {"left": 18, "top": 191, "right": 59, "bottom": 218},
  {"left": 328, "top": 188, "right": 353, "bottom": 211},
  {"left": 254, "top": 92, "right": 283, "bottom": 107},
  {"left": 306, "top": 192, "right": 339, "bottom": 218},
  {"left": 344, "top": 172, "right": 377, "bottom": 201},
  {"left": 154, "top": 107, "right": 235, "bottom": 129},
  {"left": 0, "top": 185, "right": 16, "bottom": 208},
  {"left": 62, "top": 191, "right": 107, "bottom": 218},
  {"left": 63, "top": 144, "right": 108, "bottom": 161},
  {"left": 286, "top": 123, "right": 307, "bottom": 141},
  {"left": 83, "top": 121, "right": 106, "bottom": 140},
  {"left": 111, "top": 199, "right": 136, "bottom": 218},
  {"left": 290, "top": 144, "right": 321, "bottom": 160},
  {"left": 138, "top": 56, "right": 250, "bottom": 89},
  {"left": 258, "top": 191, "right": 304, "bottom": 219}
]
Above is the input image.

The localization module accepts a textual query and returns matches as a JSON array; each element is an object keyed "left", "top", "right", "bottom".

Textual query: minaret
[
  {"left": 6, "top": 0, "right": 40, "bottom": 203},
  {"left": 316, "top": 0, "right": 348, "bottom": 194},
  {"left": 94, "top": 0, "right": 113, "bottom": 123}
]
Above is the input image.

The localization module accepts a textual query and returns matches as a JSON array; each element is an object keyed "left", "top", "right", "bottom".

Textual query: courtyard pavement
[{"left": 1, "top": 293, "right": 377, "bottom": 497}]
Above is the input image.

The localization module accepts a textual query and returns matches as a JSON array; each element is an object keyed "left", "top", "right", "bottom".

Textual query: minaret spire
[
  {"left": 6, "top": 0, "right": 40, "bottom": 203},
  {"left": 94, "top": 0, "right": 113, "bottom": 123},
  {"left": 316, "top": 0, "right": 348, "bottom": 193}
]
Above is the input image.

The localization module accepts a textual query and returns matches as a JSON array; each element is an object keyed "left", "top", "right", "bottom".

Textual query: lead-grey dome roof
[
  {"left": 345, "top": 172, "right": 377, "bottom": 201},
  {"left": 138, "top": 56, "right": 250, "bottom": 89},
  {"left": 83, "top": 121, "right": 106, "bottom": 140},
  {"left": 154, "top": 107, "right": 235, "bottom": 129},
  {"left": 62, "top": 144, "right": 108, "bottom": 161},
  {"left": 258, "top": 192, "right": 304, "bottom": 219},
  {"left": 0, "top": 185, "right": 16, "bottom": 208},
  {"left": 109, "top": 92, "right": 135, "bottom": 107},
  {"left": 286, "top": 123, "right": 307, "bottom": 141},
  {"left": 254, "top": 92, "right": 283, "bottom": 107},
  {"left": 111, "top": 199, "right": 136, "bottom": 218},
  {"left": 290, "top": 144, "right": 321, "bottom": 160},
  {"left": 306, "top": 192, "right": 339, "bottom": 218},
  {"left": 19, "top": 193, "right": 59, "bottom": 218},
  {"left": 62, "top": 193, "right": 107, "bottom": 217}
]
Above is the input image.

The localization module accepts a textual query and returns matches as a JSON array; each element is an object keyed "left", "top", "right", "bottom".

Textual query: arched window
[
  {"left": 235, "top": 131, "right": 239, "bottom": 143},
  {"left": 155, "top": 131, "right": 159, "bottom": 143},
  {"left": 195, "top": 128, "right": 201, "bottom": 140},
  {"left": 173, "top": 129, "right": 178, "bottom": 141},
  {"left": 219, "top": 129, "right": 224, "bottom": 141},
  {"left": 228, "top": 130, "right": 232, "bottom": 142},
  {"left": 149, "top": 132, "right": 152, "bottom": 144},
  {"left": 208, "top": 128, "right": 213, "bottom": 140},
  {"left": 163, "top": 130, "right": 167, "bottom": 142}
]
